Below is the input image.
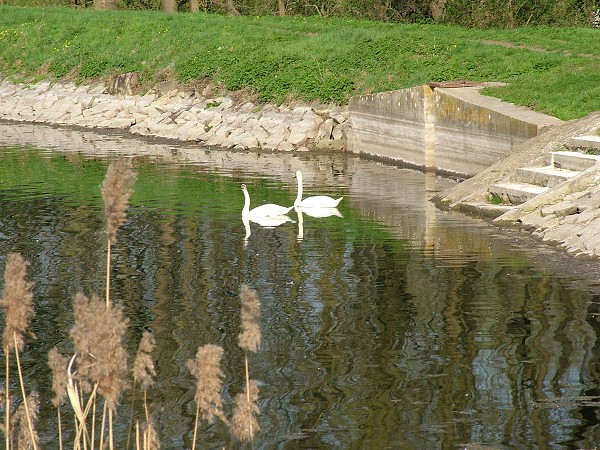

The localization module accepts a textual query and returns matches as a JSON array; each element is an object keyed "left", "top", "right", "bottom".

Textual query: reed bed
[{"left": 0, "top": 158, "right": 261, "bottom": 449}]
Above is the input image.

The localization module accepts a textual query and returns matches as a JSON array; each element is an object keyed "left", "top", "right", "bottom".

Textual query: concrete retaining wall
[{"left": 348, "top": 85, "right": 562, "bottom": 178}]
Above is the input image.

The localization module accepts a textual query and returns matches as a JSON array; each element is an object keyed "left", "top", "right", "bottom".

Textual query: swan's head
[
  {"left": 294, "top": 170, "right": 302, "bottom": 180},
  {"left": 241, "top": 183, "right": 248, "bottom": 192}
]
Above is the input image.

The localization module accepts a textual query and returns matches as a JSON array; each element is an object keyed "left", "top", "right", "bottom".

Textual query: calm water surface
[{"left": 1, "top": 122, "right": 600, "bottom": 449}]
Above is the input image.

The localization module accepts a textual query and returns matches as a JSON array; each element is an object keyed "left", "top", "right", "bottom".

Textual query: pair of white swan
[{"left": 241, "top": 171, "right": 343, "bottom": 218}]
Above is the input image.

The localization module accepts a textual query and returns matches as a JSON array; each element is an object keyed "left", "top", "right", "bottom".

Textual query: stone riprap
[
  {"left": 515, "top": 183, "right": 600, "bottom": 259},
  {"left": 436, "top": 111, "right": 600, "bottom": 260},
  {"left": 0, "top": 79, "right": 348, "bottom": 152}
]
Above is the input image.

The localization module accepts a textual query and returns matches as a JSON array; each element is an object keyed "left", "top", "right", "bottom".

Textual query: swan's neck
[
  {"left": 294, "top": 175, "right": 303, "bottom": 206},
  {"left": 242, "top": 189, "right": 250, "bottom": 216}
]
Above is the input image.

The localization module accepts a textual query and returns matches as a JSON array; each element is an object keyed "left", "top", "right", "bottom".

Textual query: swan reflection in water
[
  {"left": 243, "top": 214, "right": 295, "bottom": 245},
  {"left": 295, "top": 206, "right": 343, "bottom": 241}
]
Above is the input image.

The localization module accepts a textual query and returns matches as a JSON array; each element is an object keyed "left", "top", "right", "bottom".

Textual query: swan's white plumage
[
  {"left": 294, "top": 171, "right": 343, "bottom": 208},
  {"left": 296, "top": 206, "right": 343, "bottom": 218},
  {"left": 241, "top": 184, "right": 293, "bottom": 218}
]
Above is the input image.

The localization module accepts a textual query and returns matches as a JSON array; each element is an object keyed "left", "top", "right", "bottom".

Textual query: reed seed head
[
  {"left": 238, "top": 284, "right": 261, "bottom": 353},
  {"left": 230, "top": 379, "right": 260, "bottom": 443},
  {"left": 48, "top": 347, "right": 69, "bottom": 407},
  {"left": 69, "top": 292, "right": 130, "bottom": 411},
  {"left": 133, "top": 331, "right": 156, "bottom": 391},
  {"left": 186, "top": 344, "right": 227, "bottom": 425},
  {"left": 101, "top": 157, "right": 137, "bottom": 244},
  {"left": 1, "top": 253, "right": 35, "bottom": 352},
  {"left": 11, "top": 390, "right": 39, "bottom": 450}
]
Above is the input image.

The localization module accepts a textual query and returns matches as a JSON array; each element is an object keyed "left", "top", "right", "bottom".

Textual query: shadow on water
[{"left": 1, "top": 121, "right": 600, "bottom": 449}]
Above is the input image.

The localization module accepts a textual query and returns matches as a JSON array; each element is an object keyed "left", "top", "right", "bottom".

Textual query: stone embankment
[{"left": 0, "top": 78, "right": 348, "bottom": 152}]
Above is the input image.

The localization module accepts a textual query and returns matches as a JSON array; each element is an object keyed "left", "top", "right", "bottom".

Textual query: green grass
[{"left": 0, "top": 6, "right": 599, "bottom": 119}]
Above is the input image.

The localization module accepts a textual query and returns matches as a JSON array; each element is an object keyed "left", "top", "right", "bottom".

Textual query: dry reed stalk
[
  {"left": 101, "top": 158, "right": 137, "bottom": 306},
  {"left": 4, "top": 350, "right": 10, "bottom": 450},
  {"left": 67, "top": 354, "right": 98, "bottom": 450},
  {"left": 229, "top": 380, "right": 260, "bottom": 443},
  {"left": 236, "top": 284, "right": 262, "bottom": 442},
  {"left": 69, "top": 292, "right": 129, "bottom": 450},
  {"left": 186, "top": 344, "right": 227, "bottom": 450},
  {"left": 49, "top": 348, "right": 69, "bottom": 450},
  {"left": 1, "top": 253, "right": 36, "bottom": 450},
  {"left": 127, "top": 332, "right": 156, "bottom": 449},
  {"left": 10, "top": 390, "right": 39, "bottom": 450},
  {"left": 140, "top": 415, "right": 160, "bottom": 450}
]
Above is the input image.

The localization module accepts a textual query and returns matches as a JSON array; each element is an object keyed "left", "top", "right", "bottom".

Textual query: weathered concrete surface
[
  {"left": 346, "top": 87, "right": 431, "bottom": 168},
  {"left": 435, "top": 112, "right": 600, "bottom": 259},
  {"left": 348, "top": 85, "right": 562, "bottom": 177}
]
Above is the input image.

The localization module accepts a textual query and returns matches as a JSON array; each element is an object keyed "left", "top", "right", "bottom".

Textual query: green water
[{"left": 1, "top": 123, "right": 600, "bottom": 449}]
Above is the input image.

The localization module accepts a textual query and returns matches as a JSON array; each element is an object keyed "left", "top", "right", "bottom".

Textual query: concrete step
[
  {"left": 548, "top": 151, "right": 600, "bottom": 171},
  {"left": 488, "top": 182, "right": 549, "bottom": 205},
  {"left": 567, "top": 135, "right": 600, "bottom": 151},
  {"left": 515, "top": 165, "right": 580, "bottom": 187},
  {"left": 460, "top": 201, "right": 515, "bottom": 219}
]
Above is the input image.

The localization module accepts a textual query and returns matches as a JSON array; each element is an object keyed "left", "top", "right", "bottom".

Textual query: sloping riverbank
[{"left": 2, "top": 76, "right": 600, "bottom": 261}]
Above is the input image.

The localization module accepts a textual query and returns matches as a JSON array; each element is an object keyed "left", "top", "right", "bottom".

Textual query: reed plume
[
  {"left": 238, "top": 284, "right": 261, "bottom": 354},
  {"left": 186, "top": 344, "right": 227, "bottom": 450},
  {"left": 230, "top": 380, "right": 260, "bottom": 443},
  {"left": 101, "top": 157, "right": 137, "bottom": 306},
  {"left": 1, "top": 253, "right": 37, "bottom": 450},
  {"left": 102, "top": 158, "right": 137, "bottom": 245},
  {"left": 133, "top": 331, "right": 156, "bottom": 394},
  {"left": 10, "top": 390, "right": 39, "bottom": 450},
  {"left": 69, "top": 292, "right": 129, "bottom": 449},
  {"left": 1, "top": 253, "right": 35, "bottom": 353},
  {"left": 235, "top": 284, "right": 262, "bottom": 444},
  {"left": 48, "top": 347, "right": 69, "bottom": 450}
]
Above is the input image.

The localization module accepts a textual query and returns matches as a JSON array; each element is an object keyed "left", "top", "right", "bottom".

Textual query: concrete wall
[{"left": 348, "top": 85, "right": 562, "bottom": 178}]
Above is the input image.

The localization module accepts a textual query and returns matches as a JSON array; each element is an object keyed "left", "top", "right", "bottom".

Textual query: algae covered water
[{"left": 1, "top": 122, "right": 600, "bottom": 449}]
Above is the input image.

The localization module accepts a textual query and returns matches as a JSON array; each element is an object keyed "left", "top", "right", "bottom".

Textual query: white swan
[
  {"left": 241, "top": 183, "right": 293, "bottom": 218},
  {"left": 294, "top": 171, "right": 343, "bottom": 208},
  {"left": 296, "top": 206, "right": 343, "bottom": 218}
]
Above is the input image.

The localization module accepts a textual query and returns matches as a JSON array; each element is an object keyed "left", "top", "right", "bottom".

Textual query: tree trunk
[
  {"left": 190, "top": 0, "right": 199, "bottom": 12},
  {"left": 163, "top": 0, "right": 178, "bottom": 12},
  {"left": 430, "top": 0, "right": 446, "bottom": 22},
  {"left": 278, "top": 0, "right": 285, "bottom": 16},
  {"left": 226, "top": 0, "right": 240, "bottom": 15},
  {"left": 93, "top": 0, "right": 115, "bottom": 9}
]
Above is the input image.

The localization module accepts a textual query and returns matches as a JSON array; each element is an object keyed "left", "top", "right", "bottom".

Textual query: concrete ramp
[{"left": 348, "top": 84, "right": 561, "bottom": 178}]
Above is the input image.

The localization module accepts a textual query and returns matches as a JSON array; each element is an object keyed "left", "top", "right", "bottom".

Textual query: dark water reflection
[{"left": 1, "top": 122, "right": 600, "bottom": 449}]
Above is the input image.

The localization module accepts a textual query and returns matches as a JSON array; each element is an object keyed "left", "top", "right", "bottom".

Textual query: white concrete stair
[
  {"left": 515, "top": 165, "right": 580, "bottom": 187},
  {"left": 486, "top": 144, "right": 600, "bottom": 207},
  {"left": 567, "top": 135, "right": 600, "bottom": 151},
  {"left": 488, "top": 182, "right": 549, "bottom": 204},
  {"left": 548, "top": 151, "right": 600, "bottom": 171}
]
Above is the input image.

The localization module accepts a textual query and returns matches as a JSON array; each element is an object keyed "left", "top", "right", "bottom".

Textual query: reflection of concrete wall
[{"left": 349, "top": 86, "right": 561, "bottom": 178}]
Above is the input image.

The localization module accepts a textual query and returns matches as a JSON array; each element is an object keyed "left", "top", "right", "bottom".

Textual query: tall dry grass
[
  {"left": 0, "top": 159, "right": 264, "bottom": 449},
  {"left": 1, "top": 252, "right": 38, "bottom": 450}
]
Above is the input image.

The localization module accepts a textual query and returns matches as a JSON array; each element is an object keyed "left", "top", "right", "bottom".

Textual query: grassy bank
[{"left": 0, "top": 5, "right": 599, "bottom": 120}]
